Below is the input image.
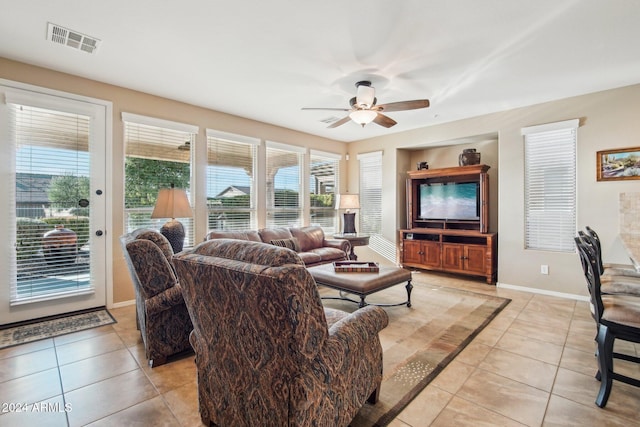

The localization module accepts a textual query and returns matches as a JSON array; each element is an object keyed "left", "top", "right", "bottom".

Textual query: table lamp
[
  {"left": 151, "top": 183, "right": 193, "bottom": 253},
  {"left": 336, "top": 194, "right": 360, "bottom": 234}
]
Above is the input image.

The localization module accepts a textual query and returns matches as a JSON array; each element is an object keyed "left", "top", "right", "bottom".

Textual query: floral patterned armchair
[
  {"left": 120, "top": 229, "right": 193, "bottom": 367},
  {"left": 173, "top": 239, "right": 389, "bottom": 426}
]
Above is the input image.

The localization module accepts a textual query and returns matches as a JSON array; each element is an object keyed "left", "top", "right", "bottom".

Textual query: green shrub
[{"left": 16, "top": 218, "right": 50, "bottom": 260}]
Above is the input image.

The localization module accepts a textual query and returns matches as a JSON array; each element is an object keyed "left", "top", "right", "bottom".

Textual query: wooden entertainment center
[{"left": 400, "top": 164, "right": 497, "bottom": 284}]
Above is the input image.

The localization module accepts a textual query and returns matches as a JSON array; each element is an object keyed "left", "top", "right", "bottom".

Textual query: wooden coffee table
[{"left": 308, "top": 263, "right": 412, "bottom": 308}]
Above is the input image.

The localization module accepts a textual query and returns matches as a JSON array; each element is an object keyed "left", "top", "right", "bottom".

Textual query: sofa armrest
[
  {"left": 319, "top": 305, "right": 388, "bottom": 370},
  {"left": 145, "top": 284, "right": 186, "bottom": 314},
  {"left": 323, "top": 238, "right": 351, "bottom": 253},
  {"left": 291, "top": 306, "right": 388, "bottom": 421},
  {"left": 327, "top": 305, "right": 389, "bottom": 340}
]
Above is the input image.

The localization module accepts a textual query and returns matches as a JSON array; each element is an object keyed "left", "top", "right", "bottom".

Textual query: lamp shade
[
  {"left": 151, "top": 185, "right": 193, "bottom": 219},
  {"left": 336, "top": 194, "right": 360, "bottom": 211},
  {"left": 349, "top": 109, "right": 377, "bottom": 126}
]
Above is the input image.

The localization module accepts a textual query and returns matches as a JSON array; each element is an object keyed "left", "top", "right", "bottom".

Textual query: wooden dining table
[{"left": 619, "top": 233, "right": 640, "bottom": 271}]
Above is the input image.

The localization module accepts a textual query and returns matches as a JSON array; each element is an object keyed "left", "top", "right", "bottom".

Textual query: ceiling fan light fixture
[{"left": 349, "top": 109, "right": 377, "bottom": 127}]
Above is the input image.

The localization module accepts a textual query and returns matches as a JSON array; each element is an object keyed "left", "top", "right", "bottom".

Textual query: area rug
[
  {"left": 0, "top": 308, "right": 116, "bottom": 349},
  {"left": 320, "top": 281, "right": 510, "bottom": 426}
]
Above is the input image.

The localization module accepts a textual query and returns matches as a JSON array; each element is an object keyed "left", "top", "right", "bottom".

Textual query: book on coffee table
[{"left": 333, "top": 261, "right": 379, "bottom": 273}]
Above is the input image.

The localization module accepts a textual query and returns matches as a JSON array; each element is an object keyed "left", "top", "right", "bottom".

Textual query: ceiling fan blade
[
  {"left": 376, "top": 99, "right": 430, "bottom": 112},
  {"left": 373, "top": 113, "right": 397, "bottom": 128},
  {"left": 301, "top": 107, "right": 351, "bottom": 111},
  {"left": 327, "top": 116, "right": 352, "bottom": 128}
]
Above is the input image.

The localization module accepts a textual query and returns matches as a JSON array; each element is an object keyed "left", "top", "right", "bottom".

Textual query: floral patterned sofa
[
  {"left": 120, "top": 229, "right": 193, "bottom": 367},
  {"left": 173, "top": 238, "right": 389, "bottom": 426},
  {"left": 205, "top": 225, "right": 350, "bottom": 266}
]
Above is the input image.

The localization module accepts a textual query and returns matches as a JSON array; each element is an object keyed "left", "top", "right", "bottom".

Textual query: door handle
[{"left": 95, "top": 230, "right": 104, "bottom": 237}]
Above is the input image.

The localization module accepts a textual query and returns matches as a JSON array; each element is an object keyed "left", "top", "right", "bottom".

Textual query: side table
[{"left": 333, "top": 234, "right": 370, "bottom": 260}]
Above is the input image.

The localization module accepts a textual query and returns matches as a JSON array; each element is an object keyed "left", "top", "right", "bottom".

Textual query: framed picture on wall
[{"left": 596, "top": 147, "right": 640, "bottom": 181}]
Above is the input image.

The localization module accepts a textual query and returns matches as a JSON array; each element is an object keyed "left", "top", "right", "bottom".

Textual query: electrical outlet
[{"left": 540, "top": 265, "right": 549, "bottom": 275}]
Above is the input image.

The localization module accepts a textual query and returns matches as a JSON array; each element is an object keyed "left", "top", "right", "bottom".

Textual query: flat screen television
[{"left": 419, "top": 182, "right": 480, "bottom": 220}]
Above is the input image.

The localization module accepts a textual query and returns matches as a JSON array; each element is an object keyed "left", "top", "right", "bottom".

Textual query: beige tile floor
[{"left": 1, "top": 271, "right": 639, "bottom": 426}]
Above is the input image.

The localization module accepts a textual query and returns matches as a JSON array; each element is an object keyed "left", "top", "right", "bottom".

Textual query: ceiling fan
[{"left": 302, "top": 81, "right": 430, "bottom": 128}]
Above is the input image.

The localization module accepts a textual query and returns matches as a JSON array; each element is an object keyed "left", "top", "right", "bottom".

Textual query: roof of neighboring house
[
  {"left": 16, "top": 173, "right": 53, "bottom": 204},
  {"left": 214, "top": 185, "right": 250, "bottom": 198}
]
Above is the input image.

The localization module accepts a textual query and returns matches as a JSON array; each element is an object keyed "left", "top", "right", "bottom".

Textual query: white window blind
[
  {"left": 357, "top": 151, "right": 395, "bottom": 260},
  {"left": 123, "top": 115, "right": 197, "bottom": 249},
  {"left": 9, "top": 103, "right": 94, "bottom": 302},
  {"left": 265, "top": 141, "right": 304, "bottom": 228},
  {"left": 206, "top": 130, "right": 258, "bottom": 231},
  {"left": 358, "top": 151, "right": 382, "bottom": 236},
  {"left": 523, "top": 119, "right": 578, "bottom": 252},
  {"left": 309, "top": 150, "right": 340, "bottom": 234}
]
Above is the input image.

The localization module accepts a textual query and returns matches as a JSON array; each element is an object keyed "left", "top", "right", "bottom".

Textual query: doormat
[
  {"left": 321, "top": 282, "right": 510, "bottom": 426},
  {"left": 0, "top": 308, "right": 116, "bottom": 349}
]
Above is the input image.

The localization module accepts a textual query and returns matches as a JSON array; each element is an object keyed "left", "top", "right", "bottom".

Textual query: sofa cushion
[
  {"left": 269, "top": 237, "right": 301, "bottom": 252},
  {"left": 290, "top": 226, "right": 325, "bottom": 252},
  {"left": 258, "top": 227, "right": 293, "bottom": 242},
  {"left": 297, "top": 251, "right": 322, "bottom": 266},
  {"left": 308, "top": 247, "right": 347, "bottom": 263},
  {"left": 205, "top": 230, "right": 261, "bottom": 242}
]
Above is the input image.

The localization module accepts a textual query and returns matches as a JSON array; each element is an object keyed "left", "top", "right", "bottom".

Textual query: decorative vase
[
  {"left": 43, "top": 225, "right": 78, "bottom": 266},
  {"left": 458, "top": 148, "right": 481, "bottom": 166}
]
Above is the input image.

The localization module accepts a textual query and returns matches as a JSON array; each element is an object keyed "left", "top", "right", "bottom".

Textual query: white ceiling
[{"left": 2, "top": 1, "right": 640, "bottom": 142}]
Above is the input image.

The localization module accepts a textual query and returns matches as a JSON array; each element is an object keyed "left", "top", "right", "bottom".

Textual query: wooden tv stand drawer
[{"left": 401, "top": 229, "right": 497, "bottom": 284}]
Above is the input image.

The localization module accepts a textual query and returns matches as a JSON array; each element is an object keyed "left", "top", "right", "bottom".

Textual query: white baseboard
[
  {"left": 497, "top": 282, "right": 590, "bottom": 302},
  {"left": 109, "top": 299, "right": 136, "bottom": 309}
]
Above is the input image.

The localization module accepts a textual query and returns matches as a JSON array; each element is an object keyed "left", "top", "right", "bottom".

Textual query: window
[
  {"left": 358, "top": 151, "right": 382, "bottom": 236},
  {"left": 265, "top": 141, "right": 305, "bottom": 228},
  {"left": 309, "top": 150, "right": 340, "bottom": 234},
  {"left": 357, "top": 150, "right": 396, "bottom": 259},
  {"left": 9, "top": 104, "right": 94, "bottom": 302},
  {"left": 123, "top": 113, "right": 198, "bottom": 249},
  {"left": 206, "top": 130, "right": 258, "bottom": 231},
  {"left": 523, "top": 119, "right": 579, "bottom": 252}
]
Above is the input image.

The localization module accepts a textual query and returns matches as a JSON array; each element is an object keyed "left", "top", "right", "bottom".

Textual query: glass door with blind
[{"left": 0, "top": 85, "right": 108, "bottom": 325}]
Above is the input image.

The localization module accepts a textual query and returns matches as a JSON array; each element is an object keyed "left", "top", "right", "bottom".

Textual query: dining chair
[
  {"left": 578, "top": 229, "right": 640, "bottom": 296},
  {"left": 584, "top": 226, "right": 640, "bottom": 278},
  {"left": 574, "top": 235, "right": 640, "bottom": 407}
]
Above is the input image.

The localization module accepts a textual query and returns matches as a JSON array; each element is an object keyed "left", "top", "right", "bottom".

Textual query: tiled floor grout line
[{"left": 52, "top": 338, "right": 71, "bottom": 427}]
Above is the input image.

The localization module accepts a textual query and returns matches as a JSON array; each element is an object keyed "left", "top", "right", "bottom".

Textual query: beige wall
[
  {"left": 0, "top": 58, "right": 346, "bottom": 305},
  {"left": 348, "top": 83, "right": 640, "bottom": 298},
  {"left": 4, "top": 57, "right": 640, "bottom": 301}
]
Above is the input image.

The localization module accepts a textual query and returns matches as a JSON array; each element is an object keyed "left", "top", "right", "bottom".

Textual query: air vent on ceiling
[
  {"left": 47, "top": 22, "right": 100, "bottom": 54},
  {"left": 320, "top": 116, "right": 342, "bottom": 124}
]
